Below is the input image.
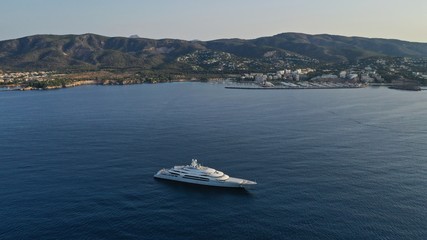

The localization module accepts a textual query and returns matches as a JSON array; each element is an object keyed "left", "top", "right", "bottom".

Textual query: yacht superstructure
[{"left": 154, "top": 159, "right": 257, "bottom": 188}]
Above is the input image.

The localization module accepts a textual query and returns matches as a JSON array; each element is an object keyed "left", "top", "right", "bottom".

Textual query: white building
[
  {"left": 254, "top": 74, "right": 268, "bottom": 83},
  {"left": 323, "top": 74, "right": 338, "bottom": 79},
  {"left": 300, "top": 68, "right": 315, "bottom": 74},
  {"left": 348, "top": 74, "right": 359, "bottom": 80},
  {"left": 360, "top": 73, "right": 374, "bottom": 82},
  {"left": 263, "top": 81, "right": 275, "bottom": 87}
]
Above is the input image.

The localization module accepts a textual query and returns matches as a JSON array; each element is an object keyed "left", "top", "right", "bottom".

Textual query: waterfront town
[{"left": 1, "top": 56, "right": 426, "bottom": 91}]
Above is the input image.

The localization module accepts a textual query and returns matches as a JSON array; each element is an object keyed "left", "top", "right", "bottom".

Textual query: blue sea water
[{"left": 0, "top": 83, "right": 426, "bottom": 239}]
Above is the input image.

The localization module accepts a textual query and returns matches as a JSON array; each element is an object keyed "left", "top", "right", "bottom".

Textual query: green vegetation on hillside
[
  {"left": 0, "top": 33, "right": 426, "bottom": 72},
  {"left": 0, "top": 33, "right": 426, "bottom": 88}
]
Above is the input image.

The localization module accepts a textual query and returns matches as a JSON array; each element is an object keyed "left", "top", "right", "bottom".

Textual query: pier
[{"left": 225, "top": 82, "right": 366, "bottom": 90}]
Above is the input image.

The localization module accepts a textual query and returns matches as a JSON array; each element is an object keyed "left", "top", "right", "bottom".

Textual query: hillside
[{"left": 0, "top": 33, "right": 426, "bottom": 71}]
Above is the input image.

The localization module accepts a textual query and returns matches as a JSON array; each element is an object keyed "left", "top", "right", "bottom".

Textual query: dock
[{"left": 225, "top": 85, "right": 365, "bottom": 90}]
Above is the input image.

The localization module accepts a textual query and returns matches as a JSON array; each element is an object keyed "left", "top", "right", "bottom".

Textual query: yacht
[{"left": 154, "top": 159, "right": 257, "bottom": 188}]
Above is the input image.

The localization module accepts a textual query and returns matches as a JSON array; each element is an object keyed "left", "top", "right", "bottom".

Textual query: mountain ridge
[{"left": 1, "top": 32, "right": 426, "bottom": 71}]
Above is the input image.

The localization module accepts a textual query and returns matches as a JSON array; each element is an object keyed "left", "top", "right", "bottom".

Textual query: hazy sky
[{"left": 1, "top": 0, "right": 426, "bottom": 42}]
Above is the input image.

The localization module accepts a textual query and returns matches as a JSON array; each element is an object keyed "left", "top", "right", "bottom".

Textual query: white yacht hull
[{"left": 154, "top": 172, "right": 256, "bottom": 189}]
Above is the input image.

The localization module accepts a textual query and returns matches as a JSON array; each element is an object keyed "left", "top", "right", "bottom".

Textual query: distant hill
[
  {"left": 0, "top": 33, "right": 426, "bottom": 71},
  {"left": 0, "top": 34, "right": 206, "bottom": 70}
]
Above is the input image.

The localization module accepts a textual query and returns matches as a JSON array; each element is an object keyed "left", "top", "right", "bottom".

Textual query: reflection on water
[{"left": 154, "top": 178, "right": 253, "bottom": 196}]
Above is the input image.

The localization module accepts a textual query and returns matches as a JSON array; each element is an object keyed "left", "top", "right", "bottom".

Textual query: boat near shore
[{"left": 154, "top": 159, "right": 257, "bottom": 189}]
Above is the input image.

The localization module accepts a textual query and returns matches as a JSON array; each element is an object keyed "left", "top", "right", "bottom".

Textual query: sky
[{"left": 1, "top": 0, "right": 426, "bottom": 42}]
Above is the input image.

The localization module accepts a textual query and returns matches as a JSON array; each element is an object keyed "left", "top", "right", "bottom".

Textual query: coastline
[
  {"left": 0, "top": 79, "right": 196, "bottom": 91},
  {"left": 1, "top": 79, "right": 425, "bottom": 92}
]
